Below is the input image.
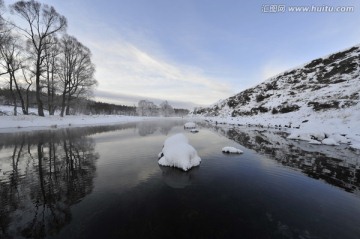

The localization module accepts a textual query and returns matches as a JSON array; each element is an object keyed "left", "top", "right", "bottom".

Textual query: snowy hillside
[
  {"left": 192, "top": 45, "right": 360, "bottom": 118},
  {"left": 191, "top": 45, "right": 360, "bottom": 149}
]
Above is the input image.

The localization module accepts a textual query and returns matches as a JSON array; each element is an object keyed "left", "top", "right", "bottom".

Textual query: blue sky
[{"left": 5, "top": 0, "right": 360, "bottom": 108}]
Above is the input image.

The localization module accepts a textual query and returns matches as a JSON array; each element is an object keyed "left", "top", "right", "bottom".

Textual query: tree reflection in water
[
  {"left": 0, "top": 129, "right": 99, "bottom": 239},
  {"left": 137, "top": 120, "right": 184, "bottom": 136},
  {"left": 205, "top": 123, "right": 360, "bottom": 195},
  {"left": 0, "top": 120, "right": 185, "bottom": 238}
]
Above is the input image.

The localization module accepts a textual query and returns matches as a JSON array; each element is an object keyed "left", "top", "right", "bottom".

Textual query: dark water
[{"left": 0, "top": 120, "right": 360, "bottom": 239}]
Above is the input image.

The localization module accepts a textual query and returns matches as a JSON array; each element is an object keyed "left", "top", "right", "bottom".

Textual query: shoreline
[
  {"left": 0, "top": 115, "right": 183, "bottom": 134},
  {"left": 1, "top": 114, "right": 359, "bottom": 151}
]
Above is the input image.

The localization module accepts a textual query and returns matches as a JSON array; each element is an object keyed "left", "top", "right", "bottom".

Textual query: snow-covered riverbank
[
  {"left": 0, "top": 114, "right": 181, "bottom": 133},
  {"left": 191, "top": 109, "right": 360, "bottom": 151}
]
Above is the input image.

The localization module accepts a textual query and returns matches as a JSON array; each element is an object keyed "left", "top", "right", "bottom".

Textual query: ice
[
  {"left": 287, "top": 131, "right": 326, "bottom": 142},
  {"left": 308, "top": 139, "right": 322, "bottom": 145},
  {"left": 184, "top": 122, "right": 196, "bottom": 129},
  {"left": 350, "top": 143, "right": 360, "bottom": 150},
  {"left": 158, "top": 133, "right": 201, "bottom": 171},
  {"left": 322, "top": 138, "right": 340, "bottom": 146},
  {"left": 287, "top": 132, "right": 312, "bottom": 141},
  {"left": 222, "top": 146, "right": 243, "bottom": 154}
]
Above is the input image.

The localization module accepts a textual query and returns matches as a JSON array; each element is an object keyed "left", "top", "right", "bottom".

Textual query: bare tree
[
  {"left": 0, "top": 33, "right": 27, "bottom": 115},
  {"left": 10, "top": 0, "right": 67, "bottom": 116},
  {"left": 137, "top": 100, "right": 158, "bottom": 116},
  {"left": 43, "top": 36, "right": 60, "bottom": 115},
  {"left": 0, "top": 0, "right": 10, "bottom": 77},
  {"left": 21, "top": 66, "right": 34, "bottom": 113},
  {"left": 0, "top": 0, "right": 4, "bottom": 31},
  {"left": 159, "top": 100, "right": 174, "bottom": 117},
  {"left": 58, "top": 35, "right": 96, "bottom": 116}
]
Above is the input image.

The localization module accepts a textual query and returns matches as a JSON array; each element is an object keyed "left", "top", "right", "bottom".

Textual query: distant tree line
[
  {"left": 0, "top": 0, "right": 97, "bottom": 117},
  {"left": 0, "top": 88, "right": 137, "bottom": 115},
  {"left": 0, "top": 88, "right": 189, "bottom": 116},
  {"left": 136, "top": 99, "right": 189, "bottom": 117}
]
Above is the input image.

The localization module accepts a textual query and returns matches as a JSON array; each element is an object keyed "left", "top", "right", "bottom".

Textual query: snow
[
  {"left": 158, "top": 133, "right": 201, "bottom": 171},
  {"left": 287, "top": 132, "right": 313, "bottom": 141},
  {"left": 188, "top": 45, "right": 360, "bottom": 150},
  {"left": 222, "top": 146, "right": 243, "bottom": 154},
  {"left": 350, "top": 143, "right": 360, "bottom": 150},
  {"left": 191, "top": 105, "right": 360, "bottom": 149},
  {"left": 0, "top": 112, "right": 176, "bottom": 133},
  {"left": 322, "top": 138, "right": 340, "bottom": 146},
  {"left": 330, "top": 133, "right": 351, "bottom": 144},
  {"left": 308, "top": 139, "right": 322, "bottom": 145},
  {"left": 287, "top": 131, "right": 351, "bottom": 146},
  {"left": 184, "top": 122, "right": 196, "bottom": 129}
]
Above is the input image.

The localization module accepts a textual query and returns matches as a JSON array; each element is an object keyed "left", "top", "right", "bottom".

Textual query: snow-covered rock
[
  {"left": 158, "top": 133, "right": 201, "bottom": 171},
  {"left": 222, "top": 146, "right": 243, "bottom": 154},
  {"left": 308, "top": 139, "right": 322, "bottom": 145},
  {"left": 350, "top": 143, "right": 360, "bottom": 150},
  {"left": 287, "top": 131, "right": 326, "bottom": 142},
  {"left": 322, "top": 138, "right": 340, "bottom": 146},
  {"left": 330, "top": 133, "right": 351, "bottom": 144},
  {"left": 184, "top": 122, "right": 196, "bottom": 129},
  {"left": 287, "top": 132, "right": 312, "bottom": 141}
]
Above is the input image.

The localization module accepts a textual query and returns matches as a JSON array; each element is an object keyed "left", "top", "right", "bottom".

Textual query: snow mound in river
[{"left": 158, "top": 133, "right": 201, "bottom": 171}]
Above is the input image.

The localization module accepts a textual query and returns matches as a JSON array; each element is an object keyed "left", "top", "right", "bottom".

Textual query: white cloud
[
  {"left": 95, "top": 90, "right": 201, "bottom": 109},
  {"left": 82, "top": 33, "right": 234, "bottom": 108}
]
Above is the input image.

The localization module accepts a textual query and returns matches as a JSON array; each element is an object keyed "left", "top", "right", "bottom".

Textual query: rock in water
[{"left": 158, "top": 133, "right": 201, "bottom": 171}]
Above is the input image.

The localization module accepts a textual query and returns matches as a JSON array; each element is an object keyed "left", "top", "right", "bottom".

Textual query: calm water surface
[{"left": 0, "top": 120, "right": 360, "bottom": 239}]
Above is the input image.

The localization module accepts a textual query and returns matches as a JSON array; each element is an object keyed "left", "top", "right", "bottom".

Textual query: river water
[{"left": 0, "top": 120, "right": 359, "bottom": 238}]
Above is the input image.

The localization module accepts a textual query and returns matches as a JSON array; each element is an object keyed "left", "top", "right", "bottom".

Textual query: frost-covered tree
[
  {"left": 159, "top": 100, "right": 174, "bottom": 117},
  {"left": 137, "top": 100, "right": 158, "bottom": 116}
]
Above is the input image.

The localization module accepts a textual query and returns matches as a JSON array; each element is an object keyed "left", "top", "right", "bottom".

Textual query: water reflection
[
  {"left": 159, "top": 166, "right": 199, "bottom": 189},
  {"left": 136, "top": 120, "right": 183, "bottom": 136},
  {"left": 0, "top": 128, "right": 99, "bottom": 239},
  {"left": 205, "top": 123, "right": 360, "bottom": 195},
  {"left": 0, "top": 120, "right": 186, "bottom": 238}
]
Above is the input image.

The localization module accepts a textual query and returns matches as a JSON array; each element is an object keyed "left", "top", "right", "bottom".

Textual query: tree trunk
[
  {"left": 36, "top": 53, "right": 45, "bottom": 116},
  {"left": 60, "top": 90, "right": 67, "bottom": 117},
  {"left": 9, "top": 73, "right": 17, "bottom": 116},
  {"left": 26, "top": 84, "right": 31, "bottom": 114},
  {"left": 13, "top": 74, "right": 28, "bottom": 115},
  {"left": 65, "top": 96, "right": 71, "bottom": 115}
]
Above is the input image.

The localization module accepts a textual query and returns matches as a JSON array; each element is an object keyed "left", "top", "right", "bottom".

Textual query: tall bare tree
[
  {"left": 0, "top": 0, "right": 9, "bottom": 77},
  {"left": 58, "top": 35, "right": 96, "bottom": 116},
  {"left": 10, "top": 0, "right": 67, "bottom": 116},
  {"left": 0, "top": 33, "right": 26, "bottom": 115},
  {"left": 43, "top": 35, "right": 59, "bottom": 115}
]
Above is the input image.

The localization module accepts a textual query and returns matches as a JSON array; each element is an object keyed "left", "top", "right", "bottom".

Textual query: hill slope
[
  {"left": 191, "top": 45, "right": 360, "bottom": 149},
  {"left": 193, "top": 45, "right": 360, "bottom": 118}
]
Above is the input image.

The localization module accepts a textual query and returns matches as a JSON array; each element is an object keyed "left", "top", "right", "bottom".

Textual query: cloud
[
  {"left": 79, "top": 29, "right": 234, "bottom": 108},
  {"left": 95, "top": 89, "right": 202, "bottom": 109}
]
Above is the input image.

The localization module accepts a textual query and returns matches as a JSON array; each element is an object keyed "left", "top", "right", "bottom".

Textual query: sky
[{"left": 4, "top": 0, "right": 360, "bottom": 109}]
